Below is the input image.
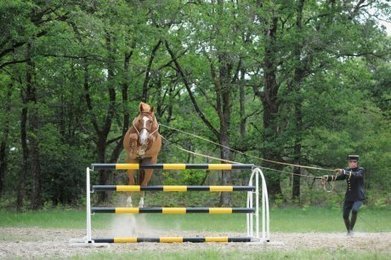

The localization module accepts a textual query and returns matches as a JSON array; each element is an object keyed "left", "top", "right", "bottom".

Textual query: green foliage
[
  {"left": 163, "top": 170, "right": 205, "bottom": 186},
  {"left": 0, "top": 0, "right": 389, "bottom": 209}
]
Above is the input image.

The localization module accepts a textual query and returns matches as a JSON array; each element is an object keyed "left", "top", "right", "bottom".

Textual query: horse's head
[{"left": 137, "top": 102, "right": 156, "bottom": 146}]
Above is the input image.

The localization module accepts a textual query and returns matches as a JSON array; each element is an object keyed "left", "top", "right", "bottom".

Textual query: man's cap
[{"left": 347, "top": 155, "right": 359, "bottom": 161}]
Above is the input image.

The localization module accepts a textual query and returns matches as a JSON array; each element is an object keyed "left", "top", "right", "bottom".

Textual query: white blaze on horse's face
[{"left": 139, "top": 116, "right": 150, "bottom": 145}]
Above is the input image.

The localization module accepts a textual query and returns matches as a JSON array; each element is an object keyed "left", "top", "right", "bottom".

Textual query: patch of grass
[
  {"left": 0, "top": 208, "right": 110, "bottom": 229},
  {"left": 73, "top": 248, "right": 391, "bottom": 260},
  {"left": 144, "top": 206, "right": 391, "bottom": 233},
  {"left": 287, "top": 206, "right": 390, "bottom": 232},
  {"left": 1, "top": 206, "right": 390, "bottom": 233}
]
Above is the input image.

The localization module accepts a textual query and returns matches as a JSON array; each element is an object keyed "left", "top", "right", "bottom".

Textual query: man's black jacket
[{"left": 327, "top": 167, "right": 365, "bottom": 201}]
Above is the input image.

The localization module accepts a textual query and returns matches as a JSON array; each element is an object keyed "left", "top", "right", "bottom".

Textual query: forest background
[{"left": 0, "top": 0, "right": 389, "bottom": 211}]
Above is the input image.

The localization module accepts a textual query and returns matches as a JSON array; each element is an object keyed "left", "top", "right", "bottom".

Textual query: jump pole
[
  {"left": 93, "top": 237, "right": 252, "bottom": 243},
  {"left": 91, "top": 207, "right": 254, "bottom": 214},
  {"left": 91, "top": 163, "right": 255, "bottom": 170},
  {"left": 92, "top": 185, "right": 255, "bottom": 192}
]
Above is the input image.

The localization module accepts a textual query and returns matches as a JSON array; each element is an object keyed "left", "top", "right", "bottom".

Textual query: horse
[{"left": 123, "top": 102, "right": 162, "bottom": 207}]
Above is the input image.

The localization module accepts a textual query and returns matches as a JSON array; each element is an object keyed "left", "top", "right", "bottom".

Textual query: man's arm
[
  {"left": 341, "top": 167, "right": 365, "bottom": 178},
  {"left": 323, "top": 169, "right": 346, "bottom": 181}
]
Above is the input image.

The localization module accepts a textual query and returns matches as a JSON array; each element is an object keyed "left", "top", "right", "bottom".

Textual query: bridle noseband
[{"left": 132, "top": 113, "right": 159, "bottom": 136}]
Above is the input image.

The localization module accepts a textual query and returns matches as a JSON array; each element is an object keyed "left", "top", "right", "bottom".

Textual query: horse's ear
[
  {"left": 150, "top": 106, "right": 154, "bottom": 113},
  {"left": 139, "top": 102, "right": 144, "bottom": 112}
]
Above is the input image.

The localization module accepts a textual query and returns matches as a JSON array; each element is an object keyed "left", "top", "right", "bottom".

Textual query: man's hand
[{"left": 335, "top": 168, "right": 348, "bottom": 175}]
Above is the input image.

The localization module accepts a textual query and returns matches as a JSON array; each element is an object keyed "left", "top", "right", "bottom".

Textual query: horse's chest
[{"left": 128, "top": 141, "right": 149, "bottom": 158}]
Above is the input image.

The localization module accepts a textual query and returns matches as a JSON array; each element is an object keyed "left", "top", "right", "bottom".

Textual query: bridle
[
  {"left": 132, "top": 113, "right": 159, "bottom": 135},
  {"left": 132, "top": 112, "right": 159, "bottom": 156}
]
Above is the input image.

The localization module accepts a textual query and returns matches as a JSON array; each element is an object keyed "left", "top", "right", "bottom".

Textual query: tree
[{"left": 164, "top": 1, "right": 259, "bottom": 205}]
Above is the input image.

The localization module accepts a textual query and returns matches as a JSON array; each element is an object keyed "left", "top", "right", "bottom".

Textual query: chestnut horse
[{"left": 123, "top": 102, "right": 161, "bottom": 207}]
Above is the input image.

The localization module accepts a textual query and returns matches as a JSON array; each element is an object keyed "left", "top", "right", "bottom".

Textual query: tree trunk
[
  {"left": 26, "top": 41, "right": 43, "bottom": 210},
  {"left": 97, "top": 137, "right": 109, "bottom": 202},
  {"left": 218, "top": 92, "right": 232, "bottom": 205},
  {"left": 18, "top": 94, "right": 28, "bottom": 211},
  {"left": 109, "top": 50, "right": 133, "bottom": 164},
  {"left": 219, "top": 133, "right": 232, "bottom": 206},
  {"left": 260, "top": 16, "right": 283, "bottom": 196},
  {"left": 0, "top": 135, "right": 7, "bottom": 196},
  {"left": 96, "top": 32, "right": 117, "bottom": 203},
  {"left": 0, "top": 83, "right": 12, "bottom": 197},
  {"left": 239, "top": 68, "right": 246, "bottom": 139},
  {"left": 291, "top": 0, "right": 305, "bottom": 201},
  {"left": 214, "top": 53, "right": 233, "bottom": 206},
  {"left": 142, "top": 40, "right": 162, "bottom": 102},
  {"left": 0, "top": 83, "right": 13, "bottom": 197},
  {"left": 292, "top": 103, "right": 302, "bottom": 200}
]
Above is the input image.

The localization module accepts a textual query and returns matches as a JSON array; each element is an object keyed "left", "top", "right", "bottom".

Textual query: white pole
[
  {"left": 264, "top": 177, "right": 270, "bottom": 241},
  {"left": 247, "top": 170, "right": 255, "bottom": 237},
  {"left": 246, "top": 185, "right": 250, "bottom": 237},
  {"left": 86, "top": 167, "right": 92, "bottom": 243},
  {"left": 262, "top": 171, "right": 265, "bottom": 240},
  {"left": 249, "top": 170, "right": 255, "bottom": 238},
  {"left": 258, "top": 168, "right": 270, "bottom": 242},
  {"left": 255, "top": 169, "right": 259, "bottom": 239}
]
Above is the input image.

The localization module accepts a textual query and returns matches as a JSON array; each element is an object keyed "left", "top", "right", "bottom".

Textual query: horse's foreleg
[
  {"left": 139, "top": 157, "right": 157, "bottom": 207},
  {"left": 139, "top": 192, "right": 145, "bottom": 208},
  {"left": 127, "top": 169, "right": 135, "bottom": 207},
  {"left": 138, "top": 170, "right": 152, "bottom": 208},
  {"left": 140, "top": 169, "right": 153, "bottom": 186}
]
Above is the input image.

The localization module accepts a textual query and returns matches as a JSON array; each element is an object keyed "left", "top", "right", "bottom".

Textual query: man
[{"left": 324, "top": 155, "right": 365, "bottom": 236}]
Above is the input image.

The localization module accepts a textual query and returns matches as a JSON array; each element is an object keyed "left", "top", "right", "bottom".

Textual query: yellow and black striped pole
[
  {"left": 91, "top": 163, "right": 254, "bottom": 171},
  {"left": 92, "top": 185, "right": 255, "bottom": 192},
  {"left": 91, "top": 207, "right": 254, "bottom": 214},
  {"left": 93, "top": 237, "right": 252, "bottom": 243}
]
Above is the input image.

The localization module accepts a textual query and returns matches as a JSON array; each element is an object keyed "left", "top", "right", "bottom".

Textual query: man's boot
[
  {"left": 344, "top": 218, "right": 351, "bottom": 236},
  {"left": 350, "top": 212, "right": 357, "bottom": 236}
]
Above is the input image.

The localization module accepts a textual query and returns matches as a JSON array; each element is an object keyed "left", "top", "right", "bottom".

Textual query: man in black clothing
[{"left": 324, "top": 155, "right": 365, "bottom": 236}]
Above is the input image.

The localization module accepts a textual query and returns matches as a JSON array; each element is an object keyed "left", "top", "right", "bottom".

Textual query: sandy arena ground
[{"left": 1, "top": 227, "right": 390, "bottom": 258}]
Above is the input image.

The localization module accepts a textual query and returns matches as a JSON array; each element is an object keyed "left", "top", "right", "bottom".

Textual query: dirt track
[{"left": 0, "top": 227, "right": 390, "bottom": 258}]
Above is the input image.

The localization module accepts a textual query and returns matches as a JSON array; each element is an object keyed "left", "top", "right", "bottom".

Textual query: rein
[
  {"left": 318, "top": 177, "right": 335, "bottom": 193},
  {"left": 159, "top": 124, "right": 341, "bottom": 194}
]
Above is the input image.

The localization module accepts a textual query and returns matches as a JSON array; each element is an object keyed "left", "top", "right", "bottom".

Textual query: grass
[
  {"left": 0, "top": 208, "right": 108, "bottom": 229},
  {"left": 1, "top": 206, "right": 390, "bottom": 259},
  {"left": 1, "top": 206, "right": 390, "bottom": 233},
  {"left": 72, "top": 249, "right": 391, "bottom": 260}
]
